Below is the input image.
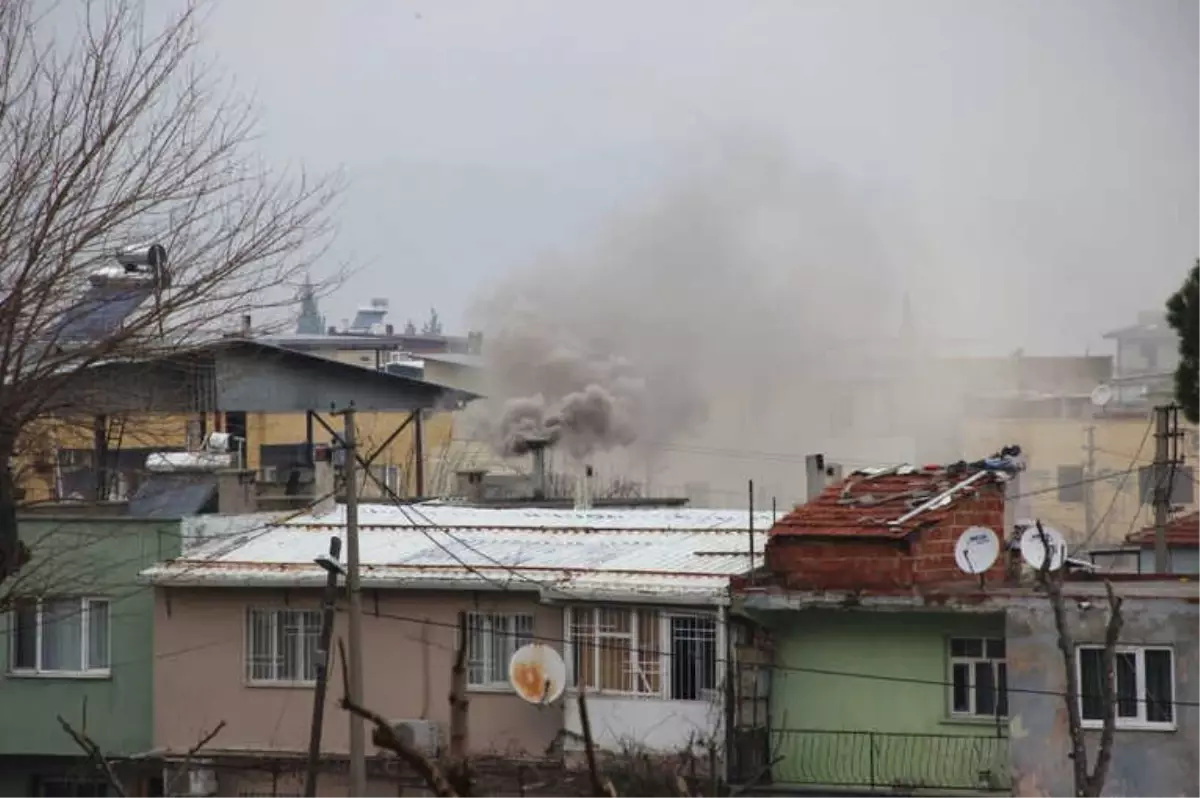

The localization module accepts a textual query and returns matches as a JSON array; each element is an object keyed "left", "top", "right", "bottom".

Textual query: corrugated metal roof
[
  {"left": 280, "top": 502, "right": 776, "bottom": 530},
  {"left": 144, "top": 503, "right": 774, "bottom": 603}
]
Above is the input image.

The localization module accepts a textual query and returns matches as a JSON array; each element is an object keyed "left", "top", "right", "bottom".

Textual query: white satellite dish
[
  {"left": 508, "top": 643, "right": 566, "bottom": 705},
  {"left": 1090, "top": 384, "right": 1113, "bottom": 408},
  {"left": 954, "top": 526, "right": 1000, "bottom": 574},
  {"left": 1020, "top": 524, "right": 1068, "bottom": 572}
]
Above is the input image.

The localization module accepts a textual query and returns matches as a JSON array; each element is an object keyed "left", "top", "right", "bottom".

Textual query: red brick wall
[{"left": 764, "top": 491, "right": 1007, "bottom": 591}]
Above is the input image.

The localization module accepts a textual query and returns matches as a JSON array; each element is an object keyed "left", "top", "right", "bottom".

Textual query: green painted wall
[
  {"left": 766, "top": 609, "right": 1010, "bottom": 792},
  {"left": 0, "top": 517, "right": 180, "bottom": 759}
]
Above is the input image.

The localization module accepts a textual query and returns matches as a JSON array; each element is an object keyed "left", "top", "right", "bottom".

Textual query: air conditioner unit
[
  {"left": 387, "top": 719, "right": 441, "bottom": 754},
  {"left": 161, "top": 764, "right": 218, "bottom": 797}
]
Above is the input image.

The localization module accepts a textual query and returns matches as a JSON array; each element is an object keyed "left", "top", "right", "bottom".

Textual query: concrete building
[
  {"left": 141, "top": 502, "right": 774, "bottom": 796},
  {"left": 729, "top": 455, "right": 1198, "bottom": 797}
]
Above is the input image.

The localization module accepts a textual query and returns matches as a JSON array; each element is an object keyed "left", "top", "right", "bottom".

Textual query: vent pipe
[{"left": 575, "top": 464, "right": 594, "bottom": 511}]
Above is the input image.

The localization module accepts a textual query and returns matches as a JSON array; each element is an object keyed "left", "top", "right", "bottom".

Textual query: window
[
  {"left": 466, "top": 612, "right": 534, "bottom": 687},
  {"left": 1078, "top": 645, "right": 1175, "bottom": 729},
  {"left": 669, "top": 615, "right": 717, "bottom": 700},
  {"left": 35, "top": 778, "right": 109, "bottom": 797},
  {"left": 245, "top": 608, "right": 321, "bottom": 684},
  {"left": 568, "top": 607, "right": 718, "bottom": 700},
  {"left": 1057, "top": 465, "right": 1084, "bottom": 503},
  {"left": 10, "top": 598, "right": 110, "bottom": 675},
  {"left": 949, "top": 638, "right": 1008, "bottom": 718}
]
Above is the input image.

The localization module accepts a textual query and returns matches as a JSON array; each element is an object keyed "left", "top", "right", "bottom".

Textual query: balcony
[{"left": 768, "top": 728, "right": 1010, "bottom": 793}]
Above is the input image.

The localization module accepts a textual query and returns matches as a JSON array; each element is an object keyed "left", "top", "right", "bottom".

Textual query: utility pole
[
  {"left": 336, "top": 406, "right": 366, "bottom": 795},
  {"left": 1082, "top": 425, "right": 1096, "bottom": 537},
  {"left": 413, "top": 409, "right": 425, "bottom": 498},
  {"left": 1151, "top": 404, "right": 1178, "bottom": 574},
  {"left": 305, "top": 536, "right": 343, "bottom": 798}
]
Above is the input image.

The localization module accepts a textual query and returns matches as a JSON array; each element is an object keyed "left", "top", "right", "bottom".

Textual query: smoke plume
[{"left": 469, "top": 138, "right": 983, "bottom": 500}]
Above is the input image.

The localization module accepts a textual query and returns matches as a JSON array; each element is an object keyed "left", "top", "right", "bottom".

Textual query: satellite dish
[
  {"left": 509, "top": 643, "right": 566, "bottom": 705},
  {"left": 1020, "top": 524, "right": 1067, "bottom": 572},
  {"left": 954, "top": 526, "right": 1000, "bottom": 574},
  {"left": 1090, "top": 384, "right": 1113, "bottom": 408}
]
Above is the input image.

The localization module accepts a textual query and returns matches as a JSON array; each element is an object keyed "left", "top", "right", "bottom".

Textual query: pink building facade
[{"left": 146, "top": 504, "right": 769, "bottom": 795}]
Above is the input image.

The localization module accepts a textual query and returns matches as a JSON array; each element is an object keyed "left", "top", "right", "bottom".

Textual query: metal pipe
[{"left": 891, "top": 470, "right": 989, "bottom": 526}]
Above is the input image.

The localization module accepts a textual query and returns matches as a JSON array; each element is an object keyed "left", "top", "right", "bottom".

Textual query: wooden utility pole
[
  {"left": 1082, "top": 425, "right": 1096, "bottom": 537},
  {"left": 1152, "top": 405, "right": 1179, "bottom": 574},
  {"left": 304, "top": 536, "right": 343, "bottom": 797},
  {"left": 338, "top": 407, "right": 367, "bottom": 795},
  {"left": 449, "top": 611, "right": 469, "bottom": 758}
]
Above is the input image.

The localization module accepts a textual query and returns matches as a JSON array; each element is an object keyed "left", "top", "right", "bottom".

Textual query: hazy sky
[{"left": 201, "top": 0, "right": 1197, "bottom": 354}]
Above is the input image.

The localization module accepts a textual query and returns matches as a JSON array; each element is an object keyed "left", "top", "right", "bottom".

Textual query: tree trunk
[{"left": 0, "top": 433, "right": 25, "bottom": 582}]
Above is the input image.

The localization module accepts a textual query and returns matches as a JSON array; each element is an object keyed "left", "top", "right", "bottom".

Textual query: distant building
[{"left": 1102, "top": 310, "right": 1180, "bottom": 406}]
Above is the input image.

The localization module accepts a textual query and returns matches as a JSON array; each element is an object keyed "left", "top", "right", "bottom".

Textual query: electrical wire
[
  {"left": 347, "top": 605, "right": 1200, "bottom": 709},
  {"left": 1069, "top": 419, "right": 1154, "bottom": 555}
]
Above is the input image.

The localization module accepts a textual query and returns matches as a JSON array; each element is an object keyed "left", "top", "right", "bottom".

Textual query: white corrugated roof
[{"left": 143, "top": 503, "right": 775, "bottom": 603}]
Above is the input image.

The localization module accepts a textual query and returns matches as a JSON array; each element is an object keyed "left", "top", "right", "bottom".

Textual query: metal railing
[{"left": 770, "top": 728, "right": 1010, "bottom": 793}]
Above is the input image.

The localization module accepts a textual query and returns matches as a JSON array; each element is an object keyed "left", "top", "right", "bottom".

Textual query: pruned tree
[
  {"left": 1035, "top": 521, "right": 1123, "bottom": 797},
  {"left": 0, "top": 0, "right": 342, "bottom": 582},
  {"left": 1166, "top": 260, "right": 1198, "bottom": 423}
]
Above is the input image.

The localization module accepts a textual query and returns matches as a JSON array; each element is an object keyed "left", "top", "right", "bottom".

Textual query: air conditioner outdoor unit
[
  {"left": 387, "top": 719, "right": 441, "bottom": 754},
  {"left": 160, "top": 764, "right": 218, "bottom": 797}
]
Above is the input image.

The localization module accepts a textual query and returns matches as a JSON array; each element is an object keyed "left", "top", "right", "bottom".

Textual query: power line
[
  {"left": 346, "top": 605, "right": 1200, "bottom": 709},
  {"left": 1070, "top": 419, "right": 1154, "bottom": 555}
]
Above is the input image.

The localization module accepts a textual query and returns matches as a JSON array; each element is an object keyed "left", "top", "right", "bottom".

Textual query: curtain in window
[
  {"left": 87, "top": 601, "right": 110, "bottom": 669},
  {"left": 41, "top": 599, "right": 83, "bottom": 671}
]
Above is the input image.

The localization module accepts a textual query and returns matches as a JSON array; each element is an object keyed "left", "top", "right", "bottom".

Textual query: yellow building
[
  {"left": 964, "top": 411, "right": 1198, "bottom": 548},
  {"left": 16, "top": 336, "right": 482, "bottom": 504}
]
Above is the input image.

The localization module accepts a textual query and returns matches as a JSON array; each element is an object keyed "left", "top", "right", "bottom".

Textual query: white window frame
[
  {"left": 465, "top": 611, "right": 534, "bottom": 690},
  {"left": 8, "top": 597, "right": 111, "bottom": 677},
  {"left": 244, "top": 607, "right": 322, "bottom": 686},
  {"left": 1076, "top": 644, "right": 1176, "bottom": 731},
  {"left": 947, "top": 637, "right": 1008, "bottom": 718},
  {"left": 565, "top": 606, "right": 719, "bottom": 701}
]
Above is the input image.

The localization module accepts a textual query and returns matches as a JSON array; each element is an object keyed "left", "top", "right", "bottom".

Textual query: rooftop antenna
[{"left": 954, "top": 525, "right": 1000, "bottom": 588}]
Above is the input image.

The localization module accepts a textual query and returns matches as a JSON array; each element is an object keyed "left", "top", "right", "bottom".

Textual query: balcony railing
[{"left": 769, "top": 728, "right": 1010, "bottom": 793}]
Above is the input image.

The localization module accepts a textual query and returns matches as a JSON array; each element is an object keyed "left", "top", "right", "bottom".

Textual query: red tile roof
[
  {"left": 1126, "top": 512, "right": 1199, "bottom": 548},
  {"left": 770, "top": 463, "right": 1008, "bottom": 540}
]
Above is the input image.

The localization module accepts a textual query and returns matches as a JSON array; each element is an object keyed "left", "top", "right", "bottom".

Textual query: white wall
[{"left": 563, "top": 694, "right": 723, "bottom": 753}]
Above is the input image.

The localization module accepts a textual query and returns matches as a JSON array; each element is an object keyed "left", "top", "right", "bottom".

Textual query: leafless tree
[
  {"left": 1035, "top": 521, "right": 1122, "bottom": 797},
  {"left": 0, "top": 0, "right": 342, "bottom": 581}
]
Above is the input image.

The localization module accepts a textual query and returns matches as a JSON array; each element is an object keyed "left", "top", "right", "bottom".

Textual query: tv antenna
[
  {"left": 954, "top": 526, "right": 1000, "bottom": 587},
  {"left": 1019, "top": 523, "right": 1067, "bottom": 572},
  {"left": 508, "top": 643, "right": 566, "bottom": 705}
]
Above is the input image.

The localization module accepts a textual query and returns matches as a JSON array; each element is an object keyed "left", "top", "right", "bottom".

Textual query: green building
[{"left": 0, "top": 514, "right": 181, "bottom": 796}]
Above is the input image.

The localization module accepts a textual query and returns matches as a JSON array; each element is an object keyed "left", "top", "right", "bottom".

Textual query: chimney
[
  {"left": 385, "top": 323, "right": 394, "bottom": 335},
  {"left": 240, "top": 314, "right": 252, "bottom": 336},
  {"left": 216, "top": 469, "right": 256, "bottom": 514},
  {"left": 311, "top": 444, "right": 336, "bottom": 515},
  {"left": 530, "top": 445, "right": 548, "bottom": 500},
  {"left": 574, "top": 464, "right": 594, "bottom": 511},
  {"left": 456, "top": 469, "right": 487, "bottom": 503},
  {"left": 805, "top": 453, "right": 842, "bottom": 501}
]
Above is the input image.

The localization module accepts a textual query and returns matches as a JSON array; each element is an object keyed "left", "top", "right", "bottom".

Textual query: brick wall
[{"left": 764, "top": 490, "right": 1008, "bottom": 591}]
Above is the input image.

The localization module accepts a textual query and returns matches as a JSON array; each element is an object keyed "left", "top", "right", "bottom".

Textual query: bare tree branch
[
  {"left": 165, "top": 719, "right": 227, "bottom": 797},
  {"left": 1035, "top": 520, "right": 1123, "bottom": 797},
  {"left": 57, "top": 714, "right": 128, "bottom": 797},
  {"left": 336, "top": 637, "right": 459, "bottom": 797},
  {"left": 0, "top": 0, "right": 344, "bottom": 580}
]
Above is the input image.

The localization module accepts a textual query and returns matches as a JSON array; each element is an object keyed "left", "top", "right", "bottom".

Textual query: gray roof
[{"left": 69, "top": 338, "right": 479, "bottom": 414}]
